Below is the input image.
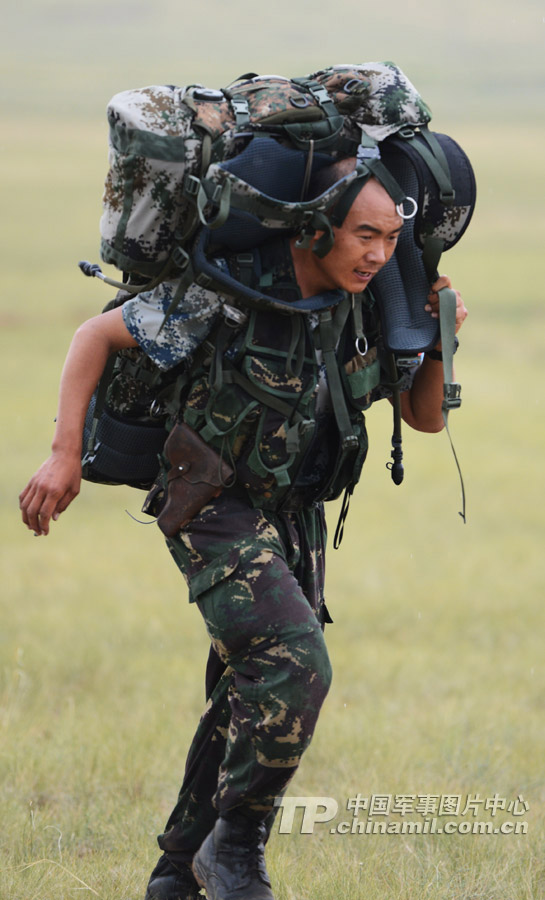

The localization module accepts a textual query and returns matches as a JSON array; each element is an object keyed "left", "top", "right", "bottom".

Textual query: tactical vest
[{"left": 180, "top": 238, "right": 389, "bottom": 518}]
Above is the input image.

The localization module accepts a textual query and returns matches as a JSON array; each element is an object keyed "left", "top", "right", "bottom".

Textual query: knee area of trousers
[{"left": 295, "top": 626, "right": 333, "bottom": 698}]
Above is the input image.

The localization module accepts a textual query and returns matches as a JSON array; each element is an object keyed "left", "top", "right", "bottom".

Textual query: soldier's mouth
[{"left": 354, "top": 270, "right": 375, "bottom": 282}]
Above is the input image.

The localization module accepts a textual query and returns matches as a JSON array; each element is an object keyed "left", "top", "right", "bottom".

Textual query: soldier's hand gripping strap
[{"left": 157, "top": 422, "right": 234, "bottom": 537}]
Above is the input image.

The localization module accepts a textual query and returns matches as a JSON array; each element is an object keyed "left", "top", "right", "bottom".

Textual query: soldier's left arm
[{"left": 399, "top": 276, "right": 468, "bottom": 433}]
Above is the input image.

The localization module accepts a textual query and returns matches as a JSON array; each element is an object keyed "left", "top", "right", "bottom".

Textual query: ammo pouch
[{"left": 157, "top": 422, "right": 233, "bottom": 537}]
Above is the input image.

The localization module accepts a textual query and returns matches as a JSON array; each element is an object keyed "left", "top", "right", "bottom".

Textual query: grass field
[{"left": 2, "top": 2, "right": 545, "bottom": 898}]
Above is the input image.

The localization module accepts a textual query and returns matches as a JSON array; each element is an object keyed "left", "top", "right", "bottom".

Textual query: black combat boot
[
  {"left": 192, "top": 812, "right": 275, "bottom": 900},
  {"left": 144, "top": 853, "right": 201, "bottom": 900}
]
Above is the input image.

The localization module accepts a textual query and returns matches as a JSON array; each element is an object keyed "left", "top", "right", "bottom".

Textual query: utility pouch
[{"left": 157, "top": 422, "right": 233, "bottom": 537}]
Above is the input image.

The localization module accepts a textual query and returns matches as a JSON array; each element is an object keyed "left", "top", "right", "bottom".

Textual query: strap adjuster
[
  {"left": 440, "top": 187, "right": 456, "bottom": 206},
  {"left": 171, "top": 246, "right": 191, "bottom": 271},
  {"left": 443, "top": 383, "right": 462, "bottom": 410},
  {"left": 196, "top": 272, "right": 213, "bottom": 289},
  {"left": 357, "top": 145, "right": 381, "bottom": 161},
  {"left": 184, "top": 175, "right": 200, "bottom": 198},
  {"left": 341, "top": 434, "right": 359, "bottom": 451}
]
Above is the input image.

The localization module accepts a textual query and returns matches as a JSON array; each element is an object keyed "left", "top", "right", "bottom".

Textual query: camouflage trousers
[{"left": 157, "top": 489, "right": 332, "bottom": 862}]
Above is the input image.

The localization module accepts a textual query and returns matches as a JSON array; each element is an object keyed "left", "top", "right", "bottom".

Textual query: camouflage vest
[{"left": 180, "top": 238, "right": 384, "bottom": 514}]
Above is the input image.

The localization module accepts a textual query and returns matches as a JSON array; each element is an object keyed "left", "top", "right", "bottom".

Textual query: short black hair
[{"left": 307, "top": 156, "right": 358, "bottom": 199}]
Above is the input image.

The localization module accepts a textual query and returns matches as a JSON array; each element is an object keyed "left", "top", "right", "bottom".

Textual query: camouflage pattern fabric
[
  {"left": 120, "top": 249, "right": 418, "bottom": 512},
  {"left": 119, "top": 240, "right": 418, "bottom": 860},
  {"left": 312, "top": 63, "right": 431, "bottom": 140},
  {"left": 156, "top": 490, "right": 330, "bottom": 858},
  {"left": 203, "top": 156, "right": 372, "bottom": 231},
  {"left": 99, "top": 62, "right": 432, "bottom": 276},
  {"left": 121, "top": 277, "right": 221, "bottom": 371}
]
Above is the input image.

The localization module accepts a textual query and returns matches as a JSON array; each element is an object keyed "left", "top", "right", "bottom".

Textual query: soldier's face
[{"left": 312, "top": 179, "right": 403, "bottom": 294}]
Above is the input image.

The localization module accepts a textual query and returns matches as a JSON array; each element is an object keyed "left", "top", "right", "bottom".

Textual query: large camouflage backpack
[
  {"left": 81, "top": 62, "right": 476, "bottom": 509},
  {"left": 99, "top": 63, "right": 432, "bottom": 279}
]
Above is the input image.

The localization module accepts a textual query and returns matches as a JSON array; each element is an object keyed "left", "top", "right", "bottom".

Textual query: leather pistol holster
[{"left": 157, "top": 422, "right": 233, "bottom": 538}]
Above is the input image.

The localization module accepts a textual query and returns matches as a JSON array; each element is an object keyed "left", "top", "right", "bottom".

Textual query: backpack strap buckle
[
  {"left": 230, "top": 97, "right": 250, "bottom": 126},
  {"left": 357, "top": 145, "right": 381, "bottom": 161},
  {"left": 184, "top": 174, "right": 200, "bottom": 198},
  {"left": 443, "top": 382, "right": 462, "bottom": 411},
  {"left": 341, "top": 434, "right": 360, "bottom": 451}
]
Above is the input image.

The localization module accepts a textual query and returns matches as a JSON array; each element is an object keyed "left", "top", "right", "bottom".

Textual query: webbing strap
[
  {"left": 81, "top": 352, "right": 117, "bottom": 467},
  {"left": 246, "top": 410, "right": 295, "bottom": 487},
  {"left": 222, "top": 368, "right": 305, "bottom": 424},
  {"left": 318, "top": 310, "right": 358, "bottom": 450},
  {"left": 438, "top": 286, "right": 466, "bottom": 522},
  {"left": 329, "top": 157, "right": 405, "bottom": 228},
  {"left": 365, "top": 157, "right": 407, "bottom": 206},
  {"left": 410, "top": 128, "right": 455, "bottom": 205},
  {"left": 192, "top": 177, "right": 232, "bottom": 230},
  {"left": 350, "top": 293, "right": 365, "bottom": 345},
  {"left": 438, "top": 287, "right": 460, "bottom": 410},
  {"left": 419, "top": 127, "right": 453, "bottom": 189},
  {"left": 286, "top": 315, "right": 305, "bottom": 378},
  {"left": 333, "top": 297, "right": 352, "bottom": 345},
  {"left": 422, "top": 235, "right": 445, "bottom": 283},
  {"left": 291, "top": 77, "right": 340, "bottom": 121},
  {"left": 314, "top": 296, "right": 352, "bottom": 350}
]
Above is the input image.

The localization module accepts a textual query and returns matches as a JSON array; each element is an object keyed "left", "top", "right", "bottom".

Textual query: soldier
[{"left": 19, "top": 168, "right": 467, "bottom": 900}]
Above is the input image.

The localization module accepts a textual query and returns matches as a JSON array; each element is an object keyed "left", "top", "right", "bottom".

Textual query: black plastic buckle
[
  {"left": 443, "top": 383, "right": 462, "bottom": 410},
  {"left": 440, "top": 188, "right": 456, "bottom": 207},
  {"left": 196, "top": 272, "right": 213, "bottom": 289},
  {"left": 342, "top": 434, "right": 359, "bottom": 451},
  {"left": 236, "top": 252, "right": 254, "bottom": 266}
]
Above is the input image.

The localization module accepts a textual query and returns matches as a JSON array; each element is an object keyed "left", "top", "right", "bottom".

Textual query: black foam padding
[
  {"left": 82, "top": 395, "right": 166, "bottom": 488},
  {"left": 371, "top": 152, "right": 439, "bottom": 353},
  {"left": 211, "top": 139, "right": 333, "bottom": 251}
]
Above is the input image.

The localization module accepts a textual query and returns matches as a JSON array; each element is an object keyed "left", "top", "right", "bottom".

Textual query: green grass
[{"left": 2, "top": 5, "right": 545, "bottom": 897}]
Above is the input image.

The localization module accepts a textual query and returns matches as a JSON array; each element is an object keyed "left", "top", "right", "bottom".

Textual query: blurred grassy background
[{"left": 2, "top": 1, "right": 545, "bottom": 898}]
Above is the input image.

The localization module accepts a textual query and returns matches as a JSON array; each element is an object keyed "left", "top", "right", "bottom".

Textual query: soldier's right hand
[{"left": 19, "top": 451, "right": 82, "bottom": 536}]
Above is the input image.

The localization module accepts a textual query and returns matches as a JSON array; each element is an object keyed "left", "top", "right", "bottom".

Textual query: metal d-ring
[
  {"left": 355, "top": 335, "right": 368, "bottom": 357},
  {"left": 396, "top": 196, "right": 418, "bottom": 220}
]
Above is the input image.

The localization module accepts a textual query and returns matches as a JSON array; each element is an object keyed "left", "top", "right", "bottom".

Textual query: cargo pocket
[
  {"left": 187, "top": 549, "right": 241, "bottom": 605},
  {"left": 165, "top": 535, "right": 241, "bottom": 603},
  {"left": 343, "top": 353, "right": 381, "bottom": 411}
]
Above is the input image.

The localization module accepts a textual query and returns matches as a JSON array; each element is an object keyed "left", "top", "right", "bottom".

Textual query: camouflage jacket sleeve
[{"left": 121, "top": 278, "right": 222, "bottom": 370}]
